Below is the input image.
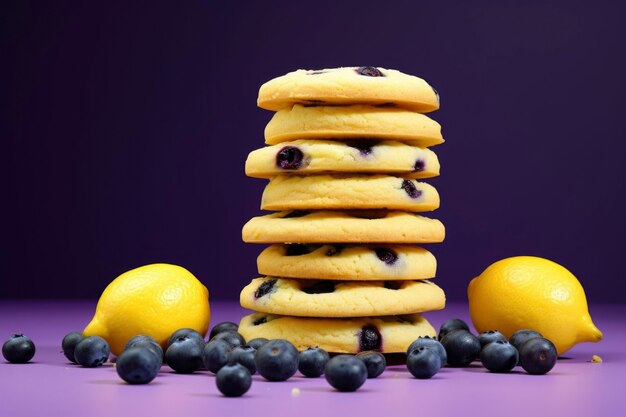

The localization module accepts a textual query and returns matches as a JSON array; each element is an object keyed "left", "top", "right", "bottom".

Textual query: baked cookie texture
[
  {"left": 257, "top": 244, "right": 437, "bottom": 280},
  {"left": 242, "top": 210, "right": 445, "bottom": 244},
  {"left": 260, "top": 175, "right": 440, "bottom": 212},
  {"left": 257, "top": 66, "right": 439, "bottom": 113},
  {"left": 245, "top": 139, "right": 440, "bottom": 179},
  {"left": 240, "top": 277, "right": 445, "bottom": 317},
  {"left": 264, "top": 104, "right": 444, "bottom": 146},
  {"left": 239, "top": 313, "right": 436, "bottom": 353}
]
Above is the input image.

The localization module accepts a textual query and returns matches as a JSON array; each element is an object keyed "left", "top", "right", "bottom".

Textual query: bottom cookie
[{"left": 238, "top": 313, "right": 436, "bottom": 353}]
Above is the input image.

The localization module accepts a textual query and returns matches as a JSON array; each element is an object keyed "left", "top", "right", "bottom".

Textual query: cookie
[
  {"left": 261, "top": 175, "right": 440, "bottom": 212},
  {"left": 238, "top": 313, "right": 436, "bottom": 353},
  {"left": 241, "top": 210, "right": 445, "bottom": 244},
  {"left": 264, "top": 104, "right": 443, "bottom": 146},
  {"left": 245, "top": 139, "right": 440, "bottom": 179},
  {"left": 240, "top": 277, "right": 445, "bottom": 317},
  {"left": 257, "top": 66, "right": 439, "bottom": 113},
  {"left": 257, "top": 244, "right": 437, "bottom": 280}
]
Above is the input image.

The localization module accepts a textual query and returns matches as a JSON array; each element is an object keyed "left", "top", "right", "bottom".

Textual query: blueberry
[
  {"left": 124, "top": 335, "right": 164, "bottom": 362},
  {"left": 298, "top": 347, "right": 329, "bottom": 378},
  {"left": 216, "top": 364, "right": 252, "bottom": 397},
  {"left": 2, "top": 334, "right": 36, "bottom": 364},
  {"left": 407, "top": 336, "right": 447, "bottom": 368},
  {"left": 345, "top": 140, "right": 378, "bottom": 156},
  {"left": 437, "top": 318, "right": 470, "bottom": 340},
  {"left": 276, "top": 146, "right": 305, "bottom": 170},
  {"left": 74, "top": 336, "right": 109, "bottom": 367},
  {"left": 509, "top": 329, "right": 543, "bottom": 352},
  {"left": 356, "top": 351, "right": 386, "bottom": 378},
  {"left": 479, "top": 330, "right": 507, "bottom": 348},
  {"left": 116, "top": 347, "right": 161, "bottom": 384},
  {"left": 211, "top": 331, "right": 245, "bottom": 349},
  {"left": 374, "top": 247, "right": 398, "bottom": 265},
  {"left": 407, "top": 347, "right": 441, "bottom": 379},
  {"left": 413, "top": 159, "right": 425, "bottom": 172},
  {"left": 167, "top": 328, "right": 205, "bottom": 347},
  {"left": 302, "top": 280, "right": 336, "bottom": 294},
  {"left": 519, "top": 337, "right": 557, "bottom": 375},
  {"left": 247, "top": 338, "right": 269, "bottom": 350},
  {"left": 209, "top": 322, "right": 239, "bottom": 340},
  {"left": 254, "top": 279, "right": 277, "bottom": 299},
  {"left": 61, "top": 332, "right": 83, "bottom": 364},
  {"left": 359, "top": 325, "right": 382, "bottom": 352},
  {"left": 480, "top": 340, "right": 518, "bottom": 373},
  {"left": 324, "top": 355, "right": 368, "bottom": 392},
  {"left": 228, "top": 345, "right": 256, "bottom": 375},
  {"left": 401, "top": 179, "right": 422, "bottom": 199},
  {"left": 355, "top": 66, "right": 384, "bottom": 77},
  {"left": 202, "top": 339, "right": 232, "bottom": 374},
  {"left": 440, "top": 329, "right": 480, "bottom": 367},
  {"left": 255, "top": 339, "right": 299, "bottom": 381},
  {"left": 164, "top": 336, "right": 203, "bottom": 373}
]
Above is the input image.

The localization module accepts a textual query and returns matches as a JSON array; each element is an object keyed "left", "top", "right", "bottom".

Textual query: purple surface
[{"left": 0, "top": 301, "right": 623, "bottom": 417}]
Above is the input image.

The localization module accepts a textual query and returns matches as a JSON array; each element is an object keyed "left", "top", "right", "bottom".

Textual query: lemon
[
  {"left": 83, "top": 263, "right": 210, "bottom": 356},
  {"left": 467, "top": 256, "right": 602, "bottom": 355}
]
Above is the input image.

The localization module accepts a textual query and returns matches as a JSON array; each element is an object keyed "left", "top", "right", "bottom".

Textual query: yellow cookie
[
  {"left": 257, "top": 66, "right": 439, "bottom": 112},
  {"left": 264, "top": 104, "right": 443, "bottom": 146},
  {"left": 245, "top": 139, "right": 440, "bottom": 179},
  {"left": 257, "top": 244, "right": 437, "bottom": 280},
  {"left": 241, "top": 210, "right": 445, "bottom": 244},
  {"left": 261, "top": 175, "right": 439, "bottom": 212},
  {"left": 240, "top": 277, "right": 445, "bottom": 317},
  {"left": 238, "top": 313, "right": 436, "bottom": 353}
]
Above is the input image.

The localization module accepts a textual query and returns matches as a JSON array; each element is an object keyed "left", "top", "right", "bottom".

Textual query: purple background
[{"left": 2, "top": 1, "right": 625, "bottom": 302}]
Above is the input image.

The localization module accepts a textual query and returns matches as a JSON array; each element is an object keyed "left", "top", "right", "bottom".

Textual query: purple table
[{"left": 1, "top": 301, "right": 623, "bottom": 417}]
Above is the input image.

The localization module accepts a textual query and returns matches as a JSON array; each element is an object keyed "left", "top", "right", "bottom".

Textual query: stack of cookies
[{"left": 239, "top": 66, "right": 445, "bottom": 353}]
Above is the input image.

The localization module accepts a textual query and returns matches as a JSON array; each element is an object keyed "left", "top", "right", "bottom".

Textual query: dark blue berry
[
  {"left": 407, "top": 336, "right": 447, "bottom": 368},
  {"left": 164, "top": 336, "right": 203, "bottom": 373},
  {"left": 74, "top": 336, "right": 109, "bottom": 367},
  {"left": 374, "top": 247, "right": 398, "bottom": 265},
  {"left": 298, "top": 347, "right": 329, "bottom": 377},
  {"left": 440, "top": 329, "right": 480, "bottom": 367},
  {"left": 480, "top": 340, "right": 518, "bottom": 373},
  {"left": 247, "top": 338, "right": 269, "bottom": 350},
  {"left": 355, "top": 66, "right": 384, "bottom": 77},
  {"left": 167, "top": 328, "right": 204, "bottom": 347},
  {"left": 254, "top": 279, "right": 277, "bottom": 298},
  {"left": 2, "top": 334, "right": 36, "bottom": 364},
  {"left": 255, "top": 339, "right": 299, "bottom": 381},
  {"left": 228, "top": 345, "right": 256, "bottom": 375},
  {"left": 324, "top": 355, "right": 367, "bottom": 391},
  {"left": 438, "top": 318, "right": 470, "bottom": 340},
  {"left": 212, "top": 331, "right": 245, "bottom": 349},
  {"left": 359, "top": 326, "right": 382, "bottom": 352},
  {"left": 509, "top": 329, "right": 543, "bottom": 364},
  {"left": 407, "top": 347, "right": 441, "bottom": 379},
  {"left": 285, "top": 244, "right": 314, "bottom": 256},
  {"left": 302, "top": 281, "right": 336, "bottom": 294},
  {"left": 203, "top": 339, "right": 232, "bottom": 374},
  {"left": 356, "top": 351, "right": 386, "bottom": 378},
  {"left": 401, "top": 179, "right": 422, "bottom": 199},
  {"left": 216, "top": 364, "right": 252, "bottom": 397},
  {"left": 345, "top": 140, "right": 378, "bottom": 156},
  {"left": 209, "top": 322, "right": 239, "bottom": 340},
  {"left": 519, "top": 337, "right": 557, "bottom": 375},
  {"left": 276, "top": 146, "right": 305, "bottom": 170},
  {"left": 61, "top": 332, "right": 82, "bottom": 364},
  {"left": 479, "top": 330, "right": 507, "bottom": 348},
  {"left": 124, "top": 335, "right": 163, "bottom": 362},
  {"left": 116, "top": 347, "right": 161, "bottom": 384},
  {"left": 413, "top": 159, "right": 425, "bottom": 172}
]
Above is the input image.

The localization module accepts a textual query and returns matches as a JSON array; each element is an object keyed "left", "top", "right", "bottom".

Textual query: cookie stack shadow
[{"left": 239, "top": 66, "right": 446, "bottom": 353}]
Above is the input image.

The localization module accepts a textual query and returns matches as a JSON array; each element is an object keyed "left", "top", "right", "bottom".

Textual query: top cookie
[{"left": 258, "top": 67, "right": 439, "bottom": 113}]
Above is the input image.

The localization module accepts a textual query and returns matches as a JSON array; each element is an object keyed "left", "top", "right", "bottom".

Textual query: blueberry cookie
[
  {"left": 245, "top": 139, "right": 440, "bottom": 179},
  {"left": 257, "top": 66, "right": 439, "bottom": 113},
  {"left": 261, "top": 175, "right": 439, "bottom": 212},
  {"left": 257, "top": 244, "right": 436, "bottom": 280},
  {"left": 241, "top": 210, "right": 445, "bottom": 244},
  {"left": 240, "top": 277, "right": 445, "bottom": 317},
  {"left": 264, "top": 104, "right": 443, "bottom": 146},
  {"left": 238, "top": 313, "right": 436, "bottom": 353}
]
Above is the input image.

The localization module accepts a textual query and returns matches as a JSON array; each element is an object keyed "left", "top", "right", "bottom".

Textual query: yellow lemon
[
  {"left": 467, "top": 256, "right": 602, "bottom": 355},
  {"left": 83, "top": 263, "right": 210, "bottom": 356}
]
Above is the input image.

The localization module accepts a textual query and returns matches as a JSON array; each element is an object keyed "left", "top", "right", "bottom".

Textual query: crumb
[
  {"left": 291, "top": 387, "right": 301, "bottom": 397},
  {"left": 591, "top": 355, "right": 603, "bottom": 363}
]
